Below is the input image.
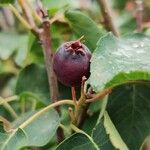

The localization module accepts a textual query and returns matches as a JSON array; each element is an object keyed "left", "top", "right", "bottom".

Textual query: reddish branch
[
  {"left": 86, "top": 88, "right": 112, "bottom": 103},
  {"left": 135, "top": 0, "right": 144, "bottom": 32},
  {"left": 97, "top": 0, "right": 119, "bottom": 36},
  {"left": 39, "top": 10, "right": 59, "bottom": 103},
  {"left": 15, "top": 0, "right": 62, "bottom": 142},
  {"left": 38, "top": 7, "right": 63, "bottom": 143},
  {"left": 18, "top": 0, "right": 36, "bottom": 28},
  {"left": 17, "top": 0, "right": 59, "bottom": 104}
]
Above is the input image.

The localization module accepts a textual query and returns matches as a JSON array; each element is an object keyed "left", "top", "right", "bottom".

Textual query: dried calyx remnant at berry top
[{"left": 53, "top": 39, "right": 91, "bottom": 87}]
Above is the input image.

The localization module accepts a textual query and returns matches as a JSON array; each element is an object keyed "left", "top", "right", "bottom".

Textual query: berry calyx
[{"left": 53, "top": 39, "right": 91, "bottom": 87}]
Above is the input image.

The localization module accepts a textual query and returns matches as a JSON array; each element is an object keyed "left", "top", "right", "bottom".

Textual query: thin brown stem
[
  {"left": 11, "top": 0, "right": 63, "bottom": 143},
  {"left": 97, "top": 0, "right": 119, "bottom": 36},
  {"left": 86, "top": 80, "right": 150, "bottom": 103},
  {"left": 38, "top": 7, "right": 63, "bottom": 143},
  {"left": 39, "top": 10, "right": 59, "bottom": 103},
  {"left": 86, "top": 88, "right": 112, "bottom": 103},
  {"left": 26, "top": 0, "right": 42, "bottom": 24},
  {"left": 135, "top": 0, "right": 144, "bottom": 32},
  {"left": 71, "top": 86, "right": 77, "bottom": 105},
  {"left": 18, "top": 0, "right": 36, "bottom": 28},
  {"left": 17, "top": 0, "right": 59, "bottom": 102},
  {"left": 81, "top": 76, "right": 87, "bottom": 96},
  {"left": 2, "top": 7, "right": 14, "bottom": 28}
]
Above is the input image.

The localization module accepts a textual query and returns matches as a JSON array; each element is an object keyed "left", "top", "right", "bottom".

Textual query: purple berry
[{"left": 53, "top": 40, "right": 91, "bottom": 87}]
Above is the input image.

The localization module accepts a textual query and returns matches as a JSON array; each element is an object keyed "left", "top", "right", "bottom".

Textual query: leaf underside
[{"left": 107, "top": 84, "right": 150, "bottom": 150}]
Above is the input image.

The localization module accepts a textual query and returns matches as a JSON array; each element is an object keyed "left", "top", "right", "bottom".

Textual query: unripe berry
[{"left": 53, "top": 40, "right": 91, "bottom": 87}]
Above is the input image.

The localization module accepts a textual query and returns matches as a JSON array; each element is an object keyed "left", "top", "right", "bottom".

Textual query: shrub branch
[
  {"left": 97, "top": 0, "right": 119, "bottom": 36},
  {"left": 9, "top": 0, "right": 62, "bottom": 141},
  {"left": 39, "top": 10, "right": 59, "bottom": 103},
  {"left": 135, "top": 0, "right": 144, "bottom": 32}
]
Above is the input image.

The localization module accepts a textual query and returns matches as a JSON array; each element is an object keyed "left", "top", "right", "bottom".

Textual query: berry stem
[{"left": 71, "top": 86, "right": 77, "bottom": 105}]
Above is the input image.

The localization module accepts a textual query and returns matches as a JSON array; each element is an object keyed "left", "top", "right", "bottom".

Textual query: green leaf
[
  {"left": 92, "top": 119, "right": 115, "bottom": 150},
  {"left": 107, "top": 84, "right": 150, "bottom": 150},
  {"left": 112, "top": 0, "right": 127, "bottom": 10},
  {"left": 0, "top": 32, "right": 29, "bottom": 66},
  {"left": 16, "top": 64, "right": 50, "bottom": 104},
  {"left": 103, "top": 112, "right": 129, "bottom": 149},
  {"left": 92, "top": 111, "right": 128, "bottom": 150},
  {"left": 89, "top": 33, "right": 150, "bottom": 92},
  {"left": 43, "top": 0, "right": 69, "bottom": 10},
  {"left": 27, "top": 35, "right": 44, "bottom": 64},
  {"left": 82, "top": 95, "right": 108, "bottom": 135},
  {"left": 0, "top": 0, "right": 14, "bottom": 3},
  {"left": 56, "top": 133, "right": 99, "bottom": 150},
  {"left": 65, "top": 10, "right": 105, "bottom": 51},
  {"left": 16, "top": 64, "right": 75, "bottom": 106},
  {"left": 82, "top": 112, "right": 99, "bottom": 135},
  {"left": 0, "top": 109, "right": 60, "bottom": 150}
]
